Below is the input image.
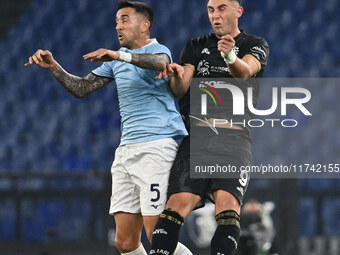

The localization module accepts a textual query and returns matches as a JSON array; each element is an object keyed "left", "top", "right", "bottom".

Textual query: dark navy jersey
[{"left": 179, "top": 30, "right": 269, "bottom": 133}]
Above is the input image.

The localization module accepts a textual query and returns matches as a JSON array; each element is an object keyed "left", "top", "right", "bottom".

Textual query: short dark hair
[
  {"left": 208, "top": 0, "right": 242, "bottom": 5},
  {"left": 118, "top": 0, "right": 154, "bottom": 30},
  {"left": 231, "top": 0, "right": 242, "bottom": 5}
]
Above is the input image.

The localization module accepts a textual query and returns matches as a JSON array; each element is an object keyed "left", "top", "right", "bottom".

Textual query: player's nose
[
  {"left": 212, "top": 10, "right": 221, "bottom": 19},
  {"left": 116, "top": 22, "right": 123, "bottom": 31}
]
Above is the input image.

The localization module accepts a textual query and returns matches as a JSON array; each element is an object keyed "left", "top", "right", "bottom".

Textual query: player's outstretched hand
[
  {"left": 155, "top": 63, "right": 184, "bottom": 80},
  {"left": 83, "top": 49, "right": 120, "bottom": 62},
  {"left": 217, "top": 34, "right": 235, "bottom": 54},
  {"left": 24, "top": 49, "right": 56, "bottom": 68}
]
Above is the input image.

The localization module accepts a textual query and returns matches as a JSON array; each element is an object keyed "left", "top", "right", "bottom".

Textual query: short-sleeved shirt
[
  {"left": 92, "top": 39, "right": 188, "bottom": 145},
  {"left": 178, "top": 31, "right": 269, "bottom": 133}
]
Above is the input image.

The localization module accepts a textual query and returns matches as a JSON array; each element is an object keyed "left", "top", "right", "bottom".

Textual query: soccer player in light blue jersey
[{"left": 25, "top": 1, "right": 191, "bottom": 254}]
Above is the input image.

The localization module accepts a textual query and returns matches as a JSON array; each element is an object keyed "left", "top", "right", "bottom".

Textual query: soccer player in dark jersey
[{"left": 150, "top": 0, "right": 269, "bottom": 255}]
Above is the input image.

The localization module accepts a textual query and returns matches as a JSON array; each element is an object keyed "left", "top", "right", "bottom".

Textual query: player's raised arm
[
  {"left": 156, "top": 63, "right": 193, "bottom": 99},
  {"left": 25, "top": 49, "right": 113, "bottom": 98},
  {"left": 218, "top": 35, "right": 260, "bottom": 78},
  {"left": 83, "top": 48, "right": 170, "bottom": 72}
]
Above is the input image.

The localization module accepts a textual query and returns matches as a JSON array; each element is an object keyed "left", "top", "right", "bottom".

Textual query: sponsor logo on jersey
[
  {"left": 150, "top": 249, "right": 169, "bottom": 255},
  {"left": 211, "top": 66, "right": 229, "bottom": 73},
  {"left": 153, "top": 228, "right": 168, "bottom": 235}
]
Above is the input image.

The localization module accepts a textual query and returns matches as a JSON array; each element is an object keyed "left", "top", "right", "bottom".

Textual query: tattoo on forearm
[
  {"left": 131, "top": 53, "right": 170, "bottom": 71},
  {"left": 49, "top": 64, "right": 113, "bottom": 98}
]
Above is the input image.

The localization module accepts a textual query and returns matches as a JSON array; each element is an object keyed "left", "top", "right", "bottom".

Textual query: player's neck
[
  {"left": 129, "top": 36, "right": 151, "bottom": 50},
  {"left": 215, "top": 28, "right": 241, "bottom": 39},
  {"left": 229, "top": 28, "right": 241, "bottom": 38}
]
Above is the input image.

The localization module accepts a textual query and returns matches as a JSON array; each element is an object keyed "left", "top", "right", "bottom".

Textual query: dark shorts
[{"left": 167, "top": 126, "right": 252, "bottom": 208}]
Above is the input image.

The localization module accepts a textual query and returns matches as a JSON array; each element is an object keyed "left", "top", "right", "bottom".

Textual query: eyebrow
[
  {"left": 116, "top": 14, "right": 129, "bottom": 21},
  {"left": 208, "top": 4, "right": 228, "bottom": 9}
]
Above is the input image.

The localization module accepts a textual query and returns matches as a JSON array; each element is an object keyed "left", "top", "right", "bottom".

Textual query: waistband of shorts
[{"left": 120, "top": 137, "right": 175, "bottom": 147}]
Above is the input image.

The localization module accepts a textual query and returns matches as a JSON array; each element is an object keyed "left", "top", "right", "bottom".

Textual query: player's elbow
[
  {"left": 232, "top": 68, "right": 253, "bottom": 79},
  {"left": 155, "top": 55, "right": 170, "bottom": 71},
  {"left": 72, "top": 92, "right": 86, "bottom": 99},
  {"left": 172, "top": 90, "right": 185, "bottom": 99},
  {"left": 170, "top": 84, "right": 188, "bottom": 99},
  {"left": 156, "top": 61, "right": 167, "bottom": 72},
  {"left": 239, "top": 72, "right": 252, "bottom": 79}
]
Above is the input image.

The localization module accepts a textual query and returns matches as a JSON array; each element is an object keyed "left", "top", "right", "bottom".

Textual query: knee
[
  {"left": 115, "top": 236, "right": 139, "bottom": 253},
  {"left": 166, "top": 193, "right": 200, "bottom": 219}
]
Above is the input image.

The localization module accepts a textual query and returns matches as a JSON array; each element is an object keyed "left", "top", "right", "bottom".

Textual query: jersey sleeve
[
  {"left": 179, "top": 40, "right": 198, "bottom": 70},
  {"left": 92, "top": 61, "right": 114, "bottom": 79},
  {"left": 148, "top": 43, "right": 172, "bottom": 63},
  {"left": 243, "top": 38, "right": 269, "bottom": 70}
]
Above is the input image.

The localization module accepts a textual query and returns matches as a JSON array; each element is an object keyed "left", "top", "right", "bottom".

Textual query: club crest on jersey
[
  {"left": 197, "top": 60, "right": 210, "bottom": 76},
  {"left": 201, "top": 48, "right": 211, "bottom": 55}
]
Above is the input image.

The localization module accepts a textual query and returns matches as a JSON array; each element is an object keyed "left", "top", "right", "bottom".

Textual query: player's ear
[
  {"left": 236, "top": 6, "right": 243, "bottom": 18},
  {"left": 141, "top": 20, "right": 151, "bottom": 34}
]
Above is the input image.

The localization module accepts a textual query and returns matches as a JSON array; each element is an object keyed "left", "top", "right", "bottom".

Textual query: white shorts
[{"left": 109, "top": 138, "right": 178, "bottom": 216}]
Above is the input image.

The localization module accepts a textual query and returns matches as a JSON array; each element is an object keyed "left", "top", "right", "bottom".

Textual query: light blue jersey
[{"left": 92, "top": 39, "right": 188, "bottom": 145}]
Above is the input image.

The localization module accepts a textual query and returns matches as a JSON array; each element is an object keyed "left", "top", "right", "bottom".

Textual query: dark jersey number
[{"left": 150, "top": 184, "right": 160, "bottom": 202}]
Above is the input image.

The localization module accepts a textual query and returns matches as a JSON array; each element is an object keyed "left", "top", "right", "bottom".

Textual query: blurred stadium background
[{"left": 0, "top": 0, "right": 339, "bottom": 254}]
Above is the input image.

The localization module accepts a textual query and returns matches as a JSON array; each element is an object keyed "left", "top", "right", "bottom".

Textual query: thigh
[
  {"left": 109, "top": 147, "right": 141, "bottom": 215},
  {"left": 128, "top": 138, "right": 179, "bottom": 216},
  {"left": 208, "top": 132, "right": 252, "bottom": 205},
  {"left": 167, "top": 136, "right": 210, "bottom": 209},
  {"left": 210, "top": 154, "right": 250, "bottom": 206}
]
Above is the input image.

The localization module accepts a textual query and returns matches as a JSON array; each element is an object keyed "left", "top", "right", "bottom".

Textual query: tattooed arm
[
  {"left": 25, "top": 49, "right": 113, "bottom": 98},
  {"left": 130, "top": 53, "right": 170, "bottom": 71},
  {"left": 83, "top": 48, "right": 170, "bottom": 72},
  {"left": 49, "top": 64, "right": 112, "bottom": 98}
]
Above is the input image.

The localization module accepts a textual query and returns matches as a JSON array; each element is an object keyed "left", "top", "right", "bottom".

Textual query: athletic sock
[
  {"left": 122, "top": 243, "right": 147, "bottom": 255},
  {"left": 150, "top": 209, "right": 184, "bottom": 255},
  {"left": 173, "top": 242, "right": 193, "bottom": 255},
  {"left": 211, "top": 210, "right": 241, "bottom": 255}
]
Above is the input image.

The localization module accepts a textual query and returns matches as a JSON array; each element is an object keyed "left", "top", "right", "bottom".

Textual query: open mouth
[
  {"left": 214, "top": 22, "right": 222, "bottom": 28},
  {"left": 118, "top": 34, "right": 123, "bottom": 40}
]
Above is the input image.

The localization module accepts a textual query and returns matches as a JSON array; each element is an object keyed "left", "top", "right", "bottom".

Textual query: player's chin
[
  {"left": 214, "top": 29, "right": 225, "bottom": 38},
  {"left": 214, "top": 28, "right": 229, "bottom": 37},
  {"left": 118, "top": 40, "right": 126, "bottom": 47}
]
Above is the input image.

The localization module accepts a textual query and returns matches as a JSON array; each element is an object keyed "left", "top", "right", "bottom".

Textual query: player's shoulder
[
  {"left": 188, "top": 33, "right": 216, "bottom": 45},
  {"left": 240, "top": 31, "right": 269, "bottom": 48},
  {"left": 146, "top": 39, "right": 170, "bottom": 52},
  {"left": 148, "top": 38, "right": 167, "bottom": 48}
]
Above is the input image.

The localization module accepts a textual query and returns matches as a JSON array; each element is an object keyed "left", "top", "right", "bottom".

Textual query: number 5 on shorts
[{"left": 150, "top": 184, "right": 160, "bottom": 202}]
